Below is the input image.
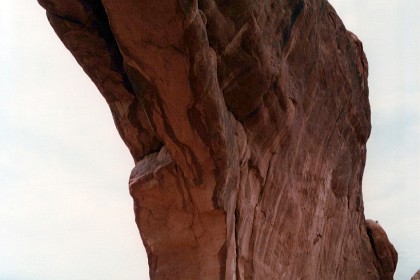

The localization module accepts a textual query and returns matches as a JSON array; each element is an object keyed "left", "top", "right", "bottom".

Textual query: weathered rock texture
[{"left": 39, "top": 0, "right": 398, "bottom": 279}]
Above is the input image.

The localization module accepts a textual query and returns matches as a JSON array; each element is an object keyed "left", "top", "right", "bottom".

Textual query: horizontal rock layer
[{"left": 39, "top": 0, "right": 397, "bottom": 279}]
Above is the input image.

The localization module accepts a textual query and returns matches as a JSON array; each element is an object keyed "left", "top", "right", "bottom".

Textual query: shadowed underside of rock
[{"left": 38, "top": 0, "right": 398, "bottom": 279}]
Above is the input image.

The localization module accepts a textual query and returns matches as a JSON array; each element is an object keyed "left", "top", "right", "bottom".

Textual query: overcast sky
[
  {"left": 0, "top": 1, "right": 418, "bottom": 279},
  {"left": 329, "top": 1, "right": 420, "bottom": 279}
]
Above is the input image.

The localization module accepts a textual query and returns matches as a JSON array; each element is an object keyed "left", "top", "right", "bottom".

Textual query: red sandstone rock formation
[{"left": 38, "top": 0, "right": 398, "bottom": 279}]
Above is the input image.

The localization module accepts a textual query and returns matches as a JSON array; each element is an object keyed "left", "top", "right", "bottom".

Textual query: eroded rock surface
[{"left": 39, "top": 0, "right": 397, "bottom": 279}]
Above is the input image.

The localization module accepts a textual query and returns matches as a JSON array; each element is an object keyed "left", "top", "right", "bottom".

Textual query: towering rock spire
[{"left": 38, "top": 0, "right": 397, "bottom": 279}]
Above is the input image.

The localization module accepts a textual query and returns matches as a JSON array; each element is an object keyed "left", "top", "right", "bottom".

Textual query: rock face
[{"left": 38, "top": 0, "right": 397, "bottom": 279}]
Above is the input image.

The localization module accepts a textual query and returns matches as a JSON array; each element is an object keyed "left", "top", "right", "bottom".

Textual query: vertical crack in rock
[
  {"left": 365, "top": 220, "right": 398, "bottom": 280},
  {"left": 38, "top": 0, "right": 398, "bottom": 279}
]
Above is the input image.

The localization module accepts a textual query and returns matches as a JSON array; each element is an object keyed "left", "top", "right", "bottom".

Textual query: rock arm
[{"left": 39, "top": 0, "right": 397, "bottom": 279}]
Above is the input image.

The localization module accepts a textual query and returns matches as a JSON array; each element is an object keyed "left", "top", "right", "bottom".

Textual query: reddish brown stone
[
  {"left": 412, "top": 269, "right": 420, "bottom": 280},
  {"left": 365, "top": 220, "right": 398, "bottom": 280},
  {"left": 39, "top": 0, "right": 397, "bottom": 279}
]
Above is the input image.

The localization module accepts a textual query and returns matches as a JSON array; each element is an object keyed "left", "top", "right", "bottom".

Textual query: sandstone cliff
[{"left": 38, "top": 0, "right": 397, "bottom": 279}]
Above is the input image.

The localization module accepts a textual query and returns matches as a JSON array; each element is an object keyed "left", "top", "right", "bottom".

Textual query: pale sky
[{"left": 0, "top": 1, "right": 418, "bottom": 279}]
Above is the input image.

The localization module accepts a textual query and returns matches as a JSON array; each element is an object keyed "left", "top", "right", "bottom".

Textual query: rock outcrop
[
  {"left": 38, "top": 0, "right": 397, "bottom": 279},
  {"left": 412, "top": 269, "right": 420, "bottom": 280}
]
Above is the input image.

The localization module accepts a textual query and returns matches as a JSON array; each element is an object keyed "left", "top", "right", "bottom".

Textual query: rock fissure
[
  {"left": 234, "top": 208, "right": 240, "bottom": 280},
  {"left": 366, "top": 224, "right": 381, "bottom": 264}
]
